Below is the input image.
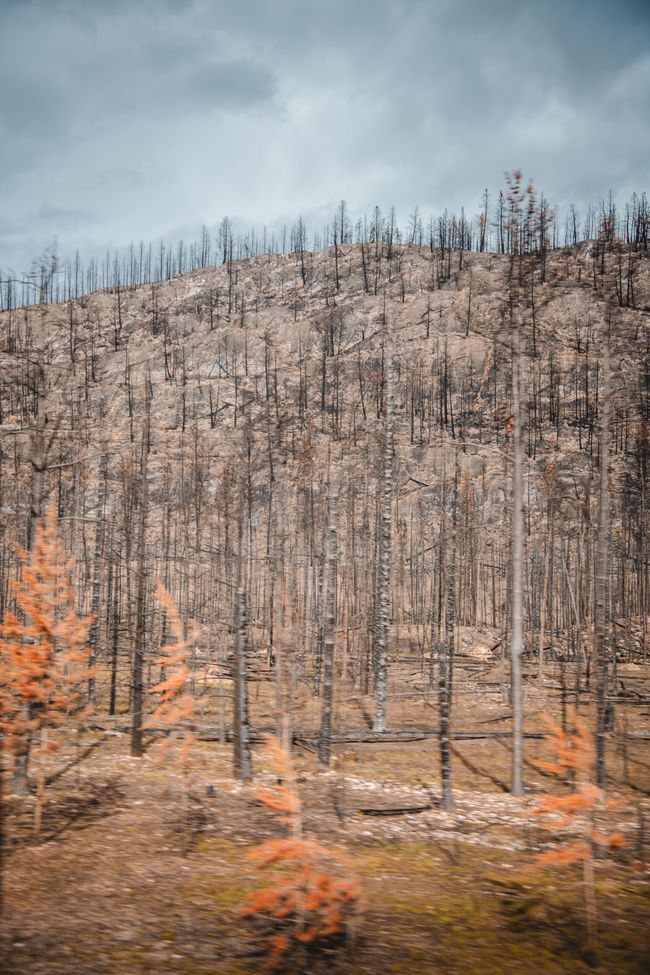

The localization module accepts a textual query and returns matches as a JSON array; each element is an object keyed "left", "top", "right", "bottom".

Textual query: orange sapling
[
  {"left": 143, "top": 583, "right": 195, "bottom": 767},
  {"left": 533, "top": 712, "right": 626, "bottom": 952},
  {"left": 239, "top": 736, "right": 361, "bottom": 969}
]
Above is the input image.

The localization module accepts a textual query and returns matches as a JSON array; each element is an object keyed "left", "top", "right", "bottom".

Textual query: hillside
[
  {"left": 1, "top": 240, "right": 649, "bottom": 672},
  {"left": 1, "top": 238, "right": 649, "bottom": 974}
]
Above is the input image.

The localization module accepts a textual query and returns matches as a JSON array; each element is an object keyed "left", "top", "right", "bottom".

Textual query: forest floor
[{"left": 1, "top": 663, "right": 649, "bottom": 975}]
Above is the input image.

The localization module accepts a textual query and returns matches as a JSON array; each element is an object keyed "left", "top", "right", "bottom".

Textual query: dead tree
[
  {"left": 373, "top": 318, "right": 394, "bottom": 733},
  {"left": 87, "top": 453, "right": 108, "bottom": 706},
  {"left": 439, "top": 473, "right": 456, "bottom": 810},
  {"left": 510, "top": 302, "right": 525, "bottom": 796},
  {"left": 233, "top": 589, "right": 252, "bottom": 782},
  {"left": 130, "top": 395, "right": 150, "bottom": 758},
  {"left": 595, "top": 338, "right": 611, "bottom": 791},
  {"left": 318, "top": 477, "right": 339, "bottom": 767},
  {"left": 14, "top": 288, "right": 60, "bottom": 793}
]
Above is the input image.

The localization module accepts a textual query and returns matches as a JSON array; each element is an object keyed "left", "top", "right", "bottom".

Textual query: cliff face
[{"left": 0, "top": 240, "right": 649, "bottom": 670}]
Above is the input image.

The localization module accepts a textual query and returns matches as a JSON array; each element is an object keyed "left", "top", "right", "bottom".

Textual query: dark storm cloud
[{"left": 1, "top": 0, "right": 648, "bottom": 274}]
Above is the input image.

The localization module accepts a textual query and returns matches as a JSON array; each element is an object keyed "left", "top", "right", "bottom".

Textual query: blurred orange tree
[
  {"left": 239, "top": 736, "right": 361, "bottom": 969},
  {"left": 534, "top": 712, "right": 625, "bottom": 953},
  {"left": 0, "top": 504, "right": 93, "bottom": 804},
  {"left": 143, "top": 583, "right": 194, "bottom": 767}
]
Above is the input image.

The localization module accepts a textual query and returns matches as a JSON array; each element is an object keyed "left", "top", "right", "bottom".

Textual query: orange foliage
[
  {"left": 533, "top": 712, "right": 627, "bottom": 951},
  {"left": 534, "top": 713, "right": 625, "bottom": 865},
  {"left": 536, "top": 711, "right": 594, "bottom": 776},
  {"left": 239, "top": 736, "right": 361, "bottom": 969},
  {"left": 143, "top": 584, "right": 194, "bottom": 766},
  {"left": 0, "top": 504, "right": 93, "bottom": 759}
]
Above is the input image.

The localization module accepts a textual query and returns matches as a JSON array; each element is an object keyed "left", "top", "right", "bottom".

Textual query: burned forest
[{"left": 1, "top": 191, "right": 649, "bottom": 974}]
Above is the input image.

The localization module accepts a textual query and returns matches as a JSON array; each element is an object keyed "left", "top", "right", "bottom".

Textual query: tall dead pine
[
  {"left": 594, "top": 340, "right": 611, "bottom": 791},
  {"left": 373, "top": 317, "right": 394, "bottom": 733},
  {"left": 318, "top": 478, "right": 339, "bottom": 767},
  {"left": 439, "top": 474, "right": 456, "bottom": 810},
  {"left": 87, "top": 453, "right": 108, "bottom": 707},
  {"left": 233, "top": 589, "right": 252, "bottom": 782},
  {"left": 503, "top": 170, "right": 533, "bottom": 797},
  {"left": 130, "top": 408, "right": 150, "bottom": 758},
  {"left": 510, "top": 303, "right": 525, "bottom": 795}
]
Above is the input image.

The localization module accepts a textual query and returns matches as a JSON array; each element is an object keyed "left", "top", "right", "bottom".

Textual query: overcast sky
[{"left": 1, "top": 0, "right": 648, "bottom": 274}]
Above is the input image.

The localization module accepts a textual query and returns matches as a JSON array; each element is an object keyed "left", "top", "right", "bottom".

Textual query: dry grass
[{"left": 1, "top": 685, "right": 649, "bottom": 975}]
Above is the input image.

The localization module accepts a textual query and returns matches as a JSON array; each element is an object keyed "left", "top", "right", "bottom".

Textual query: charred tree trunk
[
  {"left": 318, "top": 479, "right": 339, "bottom": 767},
  {"left": 130, "top": 405, "right": 150, "bottom": 758},
  {"left": 439, "top": 475, "right": 456, "bottom": 810},
  {"left": 233, "top": 589, "right": 252, "bottom": 782},
  {"left": 595, "top": 341, "right": 611, "bottom": 791},
  {"left": 87, "top": 454, "right": 107, "bottom": 706},
  {"left": 373, "top": 319, "right": 394, "bottom": 733},
  {"left": 510, "top": 312, "right": 525, "bottom": 796},
  {"left": 14, "top": 324, "right": 52, "bottom": 794}
]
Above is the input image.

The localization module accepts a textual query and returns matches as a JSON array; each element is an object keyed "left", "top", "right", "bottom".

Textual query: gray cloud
[{"left": 1, "top": 0, "right": 648, "bottom": 274}]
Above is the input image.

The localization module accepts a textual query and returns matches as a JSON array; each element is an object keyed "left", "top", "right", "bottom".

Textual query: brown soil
[{"left": 1, "top": 710, "right": 649, "bottom": 975}]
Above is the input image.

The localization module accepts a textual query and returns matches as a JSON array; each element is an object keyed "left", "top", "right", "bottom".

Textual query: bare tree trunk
[
  {"left": 510, "top": 316, "right": 525, "bottom": 796},
  {"left": 538, "top": 502, "right": 552, "bottom": 676},
  {"left": 109, "top": 541, "right": 120, "bottom": 716},
  {"left": 88, "top": 454, "right": 107, "bottom": 706},
  {"left": 27, "top": 343, "right": 48, "bottom": 551},
  {"left": 130, "top": 407, "right": 150, "bottom": 758},
  {"left": 318, "top": 478, "right": 339, "bottom": 767},
  {"left": 439, "top": 475, "right": 456, "bottom": 810},
  {"left": 313, "top": 546, "right": 326, "bottom": 697},
  {"left": 374, "top": 319, "right": 394, "bottom": 732},
  {"left": 14, "top": 338, "right": 51, "bottom": 794},
  {"left": 233, "top": 589, "right": 252, "bottom": 782},
  {"left": 595, "top": 341, "right": 611, "bottom": 791}
]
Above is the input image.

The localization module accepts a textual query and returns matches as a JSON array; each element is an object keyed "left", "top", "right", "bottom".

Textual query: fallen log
[
  {"left": 359, "top": 803, "right": 434, "bottom": 817},
  {"left": 295, "top": 730, "right": 547, "bottom": 743},
  {"left": 88, "top": 723, "right": 650, "bottom": 743}
]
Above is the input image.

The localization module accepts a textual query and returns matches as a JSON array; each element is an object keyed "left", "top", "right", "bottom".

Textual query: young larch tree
[
  {"left": 0, "top": 504, "right": 93, "bottom": 796},
  {"left": 143, "top": 583, "right": 194, "bottom": 767},
  {"left": 534, "top": 712, "right": 625, "bottom": 956},
  {"left": 240, "top": 736, "right": 361, "bottom": 969}
]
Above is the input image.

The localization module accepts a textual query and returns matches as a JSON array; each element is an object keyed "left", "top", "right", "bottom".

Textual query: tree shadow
[{"left": 6, "top": 777, "right": 125, "bottom": 849}]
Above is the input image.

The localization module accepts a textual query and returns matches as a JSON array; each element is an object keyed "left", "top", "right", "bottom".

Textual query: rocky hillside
[{"left": 0, "top": 240, "right": 649, "bottom": 691}]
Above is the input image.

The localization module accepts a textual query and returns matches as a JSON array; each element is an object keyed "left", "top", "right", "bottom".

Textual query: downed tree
[
  {"left": 88, "top": 722, "right": 650, "bottom": 743},
  {"left": 358, "top": 804, "right": 434, "bottom": 816}
]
